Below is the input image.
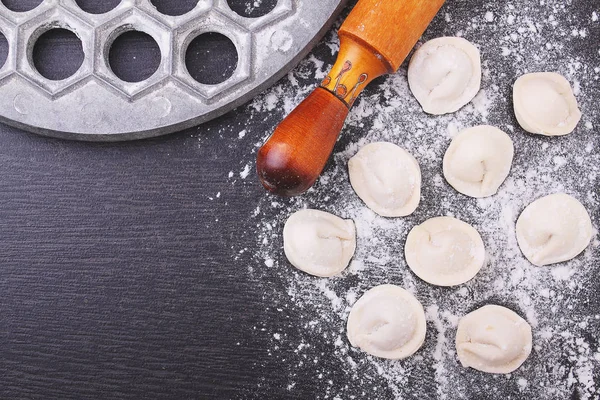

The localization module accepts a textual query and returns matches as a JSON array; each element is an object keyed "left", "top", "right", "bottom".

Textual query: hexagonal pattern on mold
[
  {"left": 172, "top": 9, "right": 252, "bottom": 101},
  {"left": 59, "top": 0, "right": 137, "bottom": 27},
  {"left": 214, "top": 0, "right": 294, "bottom": 31},
  {"left": 15, "top": 7, "right": 94, "bottom": 97},
  {"left": 93, "top": 8, "right": 173, "bottom": 99},
  {"left": 0, "top": 0, "right": 58, "bottom": 25},
  {"left": 135, "top": 0, "right": 213, "bottom": 28},
  {"left": 0, "top": 0, "right": 345, "bottom": 139},
  {"left": 0, "top": 14, "right": 18, "bottom": 83}
]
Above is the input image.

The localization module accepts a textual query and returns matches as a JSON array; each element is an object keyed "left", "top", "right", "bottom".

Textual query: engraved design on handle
[{"left": 321, "top": 61, "right": 368, "bottom": 107}]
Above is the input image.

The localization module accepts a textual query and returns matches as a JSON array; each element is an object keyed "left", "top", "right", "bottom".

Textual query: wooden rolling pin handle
[
  {"left": 257, "top": 36, "right": 390, "bottom": 197},
  {"left": 256, "top": 88, "right": 349, "bottom": 197},
  {"left": 257, "top": 0, "right": 446, "bottom": 196}
]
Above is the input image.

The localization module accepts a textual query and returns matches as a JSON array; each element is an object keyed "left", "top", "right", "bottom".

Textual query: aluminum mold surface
[
  {"left": 0, "top": 14, "right": 17, "bottom": 83},
  {"left": 0, "top": 0, "right": 346, "bottom": 141},
  {"left": 16, "top": 7, "right": 94, "bottom": 97}
]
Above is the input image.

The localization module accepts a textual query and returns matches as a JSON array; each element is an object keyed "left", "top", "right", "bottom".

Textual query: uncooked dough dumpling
[
  {"left": 408, "top": 37, "right": 482, "bottom": 115},
  {"left": 456, "top": 305, "right": 532, "bottom": 374},
  {"left": 513, "top": 72, "right": 582, "bottom": 136},
  {"left": 283, "top": 209, "right": 356, "bottom": 277},
  {"left": 348, "top": 142, "right": 421, "bottom": 217},
  {"left": 346, "top": 284, "right": 426, "bottom": 359},
  {"left": 443, "top": 125, "right": 514, "bottom": 198},
  {"left": 405, "top": 217, "right": 485, "bottom": 286},
  {"left": 516, "top": 193, "right": 593, "bottom": 267}
]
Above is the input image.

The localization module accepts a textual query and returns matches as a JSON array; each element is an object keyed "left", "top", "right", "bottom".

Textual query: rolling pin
[{"left": 256, "top": 0, "right": 446, "bottom": 196}]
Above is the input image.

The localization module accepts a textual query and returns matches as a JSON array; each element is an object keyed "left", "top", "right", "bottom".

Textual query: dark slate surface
[{"left": 0, "top": 0, "right": 598, "bottom": 399}]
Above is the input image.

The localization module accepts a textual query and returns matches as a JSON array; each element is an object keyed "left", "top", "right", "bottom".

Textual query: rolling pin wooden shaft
[{"left": 256, "top": 0, "right": 446, "bottom": 196}]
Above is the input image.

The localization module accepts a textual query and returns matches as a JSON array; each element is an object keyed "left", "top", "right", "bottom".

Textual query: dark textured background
[
  {"left": 1, "top": 1, "right": 294, "bottom": 398},
  {"left": 0, "top": 0, "right": 598, "bottom": 399}
]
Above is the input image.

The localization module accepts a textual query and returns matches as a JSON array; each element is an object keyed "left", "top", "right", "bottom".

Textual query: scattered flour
[
  {"left": 230, "top": 0, "right": 600, "bottom": 398},
  {"left": 240, "top": 163, "right": 251, "bottom": 179}
]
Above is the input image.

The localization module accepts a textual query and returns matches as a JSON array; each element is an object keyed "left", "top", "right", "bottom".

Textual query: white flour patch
[{"left": 240, "top": 164, "right": 251, "bottom": 179}]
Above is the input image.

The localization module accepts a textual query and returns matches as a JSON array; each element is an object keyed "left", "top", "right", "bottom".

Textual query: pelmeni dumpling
[
  {"left": 516, "top": 193, "right": 593, "bottom": 267},
  {"left": 456, "top": 305, "right": 532, "bottom": 374},
  {"left": 408, "top": 37, "right": 481, "bottom": 115},
  {"left": 348, "top": 142, "right": 421, "bottom": 217},
  {"left": 346, "top": 285, "right": 426, "bottom": 359},
  {"left": 513, "top": 72, "right": 582, "bottom": 136},
  {"left": 283, "top": 209, "right": 356, "bottom": 277},
  {"left": 405, "top": 216, "right": 485, "bottom": 286},
  {"left": 443, "top": 125, "right": 514, "bottom": 198}
]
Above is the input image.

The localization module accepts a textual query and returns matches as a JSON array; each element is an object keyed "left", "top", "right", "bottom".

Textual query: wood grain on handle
[
  {"left": 257, "top": 0, "right": 446, "bottom": 196},
  {"left": 340, "top": 0, "right": 447, "bottom": 71},
  {"left": 257, "top": 88, "right": 349, "bottom": 196}
]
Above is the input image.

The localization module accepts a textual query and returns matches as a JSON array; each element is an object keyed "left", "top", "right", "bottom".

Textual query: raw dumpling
[
  {"left": 513, "top": 72, "right": 582, "bottom": 136},
  {"left": 516, "top": 193, "right": 593, "bottom": 266},
  {"left": 346, "top": 284, "right": 426, "bottom": 359},
  {"left": 456, "top": 305, "right": 532, "bottom": 374},
  {"left": 408, "top": 37, "right": 481, "bottom": 115},
  {"left": 283, "top": 209, "right": 356, "bottom": 277},
  {"left": 405, "top": 216, "right": 485, "bottom": 286},
  {"left": 348, "top": 142, "right": 421, "bottom": 217},
  {"left": 443, "top": 125, "right": 514, "bottom": 198}
]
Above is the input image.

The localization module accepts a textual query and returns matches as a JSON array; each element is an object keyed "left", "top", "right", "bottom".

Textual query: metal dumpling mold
[{"left": 0, "top": 0, "right": 346, "bottom": 140}]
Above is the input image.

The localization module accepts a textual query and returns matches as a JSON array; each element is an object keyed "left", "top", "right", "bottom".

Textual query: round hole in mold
[
  {"left": 32, "top": 28, "right": 85, "bottom": 81},
  {"left": 185, "top": 32, "right": 238, "bottom": 85},
  {"left": 0, "top": 31, "right": 8, "bottom": 69},
  {"left": 1, "top": 0, "right": 43, "bottom": 12},
  {"left": 108, "top": 30, "right": 161, "bottom": 83},
  {"left": 75, "top": 0, "right": 121, "bottom": 14},
  {"left": 150, "top": 0, "right": 199, "bottom": 16},
  {"left": 227, "top": 0, "right": 278, "bottom": 18}
]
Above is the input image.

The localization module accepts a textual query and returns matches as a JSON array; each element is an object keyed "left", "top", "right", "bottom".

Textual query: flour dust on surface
[{"left": 226, "top": 0, "right": 599, "bottom": 398}]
